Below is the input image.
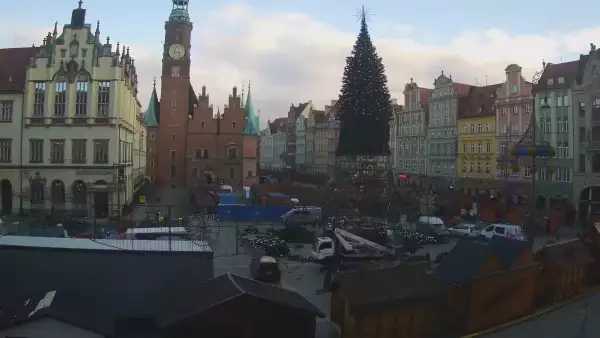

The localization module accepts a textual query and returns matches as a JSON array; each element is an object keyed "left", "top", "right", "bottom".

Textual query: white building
[
  {"left": 272, "top": 119, "right": 287, "bottom": 168},
  {"left": 0, "top": 5, "right": 146, "bottom": 218},
  {"left": 260, "top": 125, "right": 274, "bottom": 168},
  {"left": 295, "top": 115, "right": 307, "bottom": 170}
]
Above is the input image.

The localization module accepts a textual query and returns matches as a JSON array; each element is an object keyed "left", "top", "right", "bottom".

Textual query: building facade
[
  {"left": 313, "top": 110, "right": 328, "bottom": 174},
  {"left": 457, "top": 85, "right": 501, "bottom": 196},
  {"left": 494, "top": 64, "right": 534, "bottom": 197},
  {"left": 1, "top": 3, "right": 147, "bottom": 218},
  {"left": 426, "top": 72, "right": 471, "bottom": 188},
  {"left": 0, "top": 47, "right": 39, "bottom": 215},
  {"left": 272, "top": 120, "right": 287, "bottom": 168},
  {"left": 396, "top": 80, "right": 431, "bottom": 183},
  {"left": 155, "top": 1, "right": 260, "bottom": 188},
  {"left": 295, "top": 116, "right": 306, "bottom": 170},
  {"left": 573, "top": 45, "right": 600, "bottom": 224},
  {"left": 533, "top": 61, "right": 577, "bottom": 208},
  {"left": 260, "top": 124, "right": 274, "bottom": 169},
  {"left": 285, "top": 102, "right": 311, "bottom": 163},
  {"left": 325, "top": 100, "right": 339, "bottom": 177}
]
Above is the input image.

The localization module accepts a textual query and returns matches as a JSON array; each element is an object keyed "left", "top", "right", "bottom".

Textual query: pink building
[{"left": 495, "top": 64, "right": 534, "bottom": 191}]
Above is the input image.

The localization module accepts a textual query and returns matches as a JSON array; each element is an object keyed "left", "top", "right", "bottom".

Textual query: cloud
[{"left": 2, "top": 3, "right": 599, "bottom": 129}]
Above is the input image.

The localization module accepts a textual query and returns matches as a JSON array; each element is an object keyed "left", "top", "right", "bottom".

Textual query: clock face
[{"left": 169, "top": 44, "right": 185, "bottom": 59}]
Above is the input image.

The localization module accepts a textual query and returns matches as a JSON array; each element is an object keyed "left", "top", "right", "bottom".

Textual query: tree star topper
[{"left": 354, "top": 5, "right": 373, "bottom": 23}]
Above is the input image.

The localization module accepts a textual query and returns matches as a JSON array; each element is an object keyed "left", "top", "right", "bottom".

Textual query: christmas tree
[{"left": 335, "top": 7, "right": 393, "bottom": 157}]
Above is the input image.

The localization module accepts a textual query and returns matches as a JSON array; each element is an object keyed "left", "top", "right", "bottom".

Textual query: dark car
[{"left": 250, "top": 256, "right": 281, "bottom": 284}]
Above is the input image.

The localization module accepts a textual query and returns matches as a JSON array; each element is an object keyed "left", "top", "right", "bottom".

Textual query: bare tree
[{"left": 186, "top": 211, "right": 221, "bottom": 250}]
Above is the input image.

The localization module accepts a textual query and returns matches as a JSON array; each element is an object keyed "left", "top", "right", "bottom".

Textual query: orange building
[{"left": 148, "top": 1, "right": 260, "bottom": 188}]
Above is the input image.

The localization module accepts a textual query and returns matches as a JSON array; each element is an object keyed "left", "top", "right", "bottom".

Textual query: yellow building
[{"left": 457, "top": 85, "right": 501, "bottom": 196}]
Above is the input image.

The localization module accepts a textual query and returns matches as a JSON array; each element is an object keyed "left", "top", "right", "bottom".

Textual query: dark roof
[
  {"left": 333, "top": 264, "right": 443, "bottom": 315},
  {"left": 269, "top": 117, "right": 287, "bottom": 133},
  {"left": 0, "top": 244, "right": 213, "bottom": 324},
  {"left": 292, "top": 102, "right": 309, "bottom": 119},
  {"left": 435, "top": 237, "right": 530, "bottom": 285},
  {"left": 458, "top": 84, "right": 503, "bottom": 119},
  {"left": 313, "top": 110, "right": 326, "bottom": 123},
  {"left": 532, "top": 60, "right": 579, "bottom": 93},
  {"left": 159, "top": 273, "right": 325, "bottom": 326},
  {"left": 538, "top": 239, "right": 594, "bottom": 270},
  {"left": 0, "top": 47, "right": 40, "bottom": 91},
  {"left": 452, "top": 82, "right": 473, "bottom": 98},
  {"left": 0, "top": 289, "right": 115, "bottom": 335},
  {"left": 419, "top": 88, "right": 434, "bottom": 105}
]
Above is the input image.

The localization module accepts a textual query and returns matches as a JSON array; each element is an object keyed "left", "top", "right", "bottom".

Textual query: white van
[{"left": 480, "top": 223, "right": 526, "bottom": 241}]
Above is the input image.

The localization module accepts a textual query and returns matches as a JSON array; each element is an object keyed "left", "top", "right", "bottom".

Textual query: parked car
[
  {"left": 250, "top": 256, "right": 281, "bottom": 284},
  {"left": 281, "top": 207, "right": 322, "bottom": 226},
  {"left": 448, "top": 224, "right": 477, "bottom": 237},
  {"left": 480, "top": 223, "right": 526, "bottom": 241},
  {"left": 416, "top": 216, "right": 450, "bottom": 237}
]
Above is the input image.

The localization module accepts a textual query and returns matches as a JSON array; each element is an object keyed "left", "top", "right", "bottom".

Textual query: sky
[{"left": 2, "top": 0, "right": 599, "bottom": 128}]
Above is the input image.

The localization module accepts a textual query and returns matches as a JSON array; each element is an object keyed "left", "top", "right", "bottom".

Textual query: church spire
[
  {"left": 143, "top": 78, "right": 160, "bottom": 127},
  {"left": 243, "top": 80, "right": 260, "bottom": 136}
]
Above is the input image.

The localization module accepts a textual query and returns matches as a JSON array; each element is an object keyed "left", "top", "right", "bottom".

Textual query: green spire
[
  {"left": 144, "top": 79, "right": 159, "bottom": 127},
  {"left": 243, "top": 82, "right": 260, "bottom": 136},
  {"left": 169, "top": 0, "right": 190, "bottom": 22}
]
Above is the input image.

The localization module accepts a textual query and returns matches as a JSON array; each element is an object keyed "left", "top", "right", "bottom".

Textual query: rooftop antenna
[
  {"left": 485, "top": 75, "right": 488, "bottom": 85},
  {"left": 241, "top": 81, "right": 245, "bottom": 106}
]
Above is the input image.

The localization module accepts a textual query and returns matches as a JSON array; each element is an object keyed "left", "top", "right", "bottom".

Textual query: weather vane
[{"left": 354, "top": 5, "right": 373, "bottom": 23}]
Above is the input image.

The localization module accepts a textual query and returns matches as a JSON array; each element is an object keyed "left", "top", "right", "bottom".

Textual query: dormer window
[
  {"left": 547, "top": 78, "right": 554, "bottom": 85},
  {"left": 70, "top": 42, "right": 79, "bottom": 57},
  {"left": 558, "top": 77, "right": 564, "bottom": 84}
]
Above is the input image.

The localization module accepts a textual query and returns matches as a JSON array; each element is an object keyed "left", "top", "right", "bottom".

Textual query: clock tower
[{"left": 157, "top": 0, "right": 193, "bottom": 188}]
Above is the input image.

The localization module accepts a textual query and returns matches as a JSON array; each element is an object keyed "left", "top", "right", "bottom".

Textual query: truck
[{"left": 311, "top": 227, "right": 395, "bottom": 262}]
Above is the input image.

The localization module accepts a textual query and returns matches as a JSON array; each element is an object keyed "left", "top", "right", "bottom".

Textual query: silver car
[{"left": 281, "top": 207, "right": 322, "bottom": 226}]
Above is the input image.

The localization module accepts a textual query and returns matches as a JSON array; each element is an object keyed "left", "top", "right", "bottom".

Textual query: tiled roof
[
  {"left": 538, "top": 239, "right": 594, "bottom": 270},
  {"left": 0, "top": 47, "right": 40, "bottom": 91},
  {"left": 458, "top": 84, "right": 502, "bottom": 119},
  {"left": 533, "top": 60, "right": 579, "bottom": 93},
  {"left": 269, "top": 117, "right": 287, "bottom": 134},
  {"left": 159, "top": 273, "right": 324, "bottom": 326},
  {"left": 313, "top": 110, "right": 325, "bottom": 123},
  {"left": 333, "top": 264, "right": 443, "bottom": 315},
  {"left": 293, "top": 102, "right": 309, "bottom": 119},
  {"left": 420, "top": 88, "right": 434, "bottom": 105},
  {"left": 453, "top": 82, "right": 474, "bottom": 98}
]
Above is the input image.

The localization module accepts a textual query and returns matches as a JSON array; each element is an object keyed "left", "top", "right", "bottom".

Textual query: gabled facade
[
  {"left": 295, "top": 114, "right": 308, "bottom": 171},
  {"left": 396, "top": 80, "right": 431, "bottom": 182},
  {"left": 17, "top": 3, "right": 144, "bottom": 218},
  {"left": 313, "top": 110, "right": 328, "bottom": 174},
  {"left": 144, "top": 82, "right": 159, "bottom": 183},
  {"left": 285, "top": 101, "right": 311, "bottom": 161},
  {"left": 494, "top": 64, "right": 534, "bottom": 196},
  {"left": 427, "top": 72, "right": 471, "bottom": 188},
  {"left": 260, "top": 124, "right": 273, "bottom": 168},
  {"left": 457, "top": 84, "right": 502, "bottom": 196},
  {"left": 271, "top": 118, "right": 287, "bottom": 167},
  {"left": 532, "top": 60, "right": 578, "bottom": 208}
]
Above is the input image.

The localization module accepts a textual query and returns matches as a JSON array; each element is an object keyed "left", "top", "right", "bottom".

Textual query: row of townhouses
[
  {"left": 0, "top": 3, "right": 149, "bottom": 218},
  {"left": 260, "top": 44, "right": 600, "bottom": 223}
]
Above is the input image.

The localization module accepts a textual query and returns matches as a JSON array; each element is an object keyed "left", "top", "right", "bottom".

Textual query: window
[
  {"left": 558, "top": 77, "right": 564, "bottom": 84},
  {"left": 557, "top": 96, "right": 563, "bottom": 106},
  {"left": 512, "top": 106, "right": 518, "bottom": 115},
  {"left": 579, "top": 102, "right": 586, "bottom": 117},
  {"left": 75, "top": 77, "right": 88, "bottom": 116},
  {"left": 194, "top": 149, "right": 209, "bottom": 159},
  {"left": 470, "top": 144, "right": 474, "bottom": 153},
  {"left": 511, "top": 84, "right": 518, "bottom": 93},
  {"left": 1, "top": 101, "right": 13, "bottom": 121},
  {"left": 232, "top": 122, "right": 236, "bottom": 130},
  {"left": 70, "top": 42, "right": 79, "bottom": 57},
  {"left": 72, "top": 139, "right": 86, "bottom": 163},
  {"left": 501, "top": 142, "right": 506, "bottom": 154},
  {"left": 478, "top": 143, "right": 483, "bottom": 153},
  {"left": 524, "top": 165, "right": 531, "bottom": 177},
  {"left": 170, "top": 150, "right": 177, "bottom": 159},
  {"left": 29, "top": 139, "right": 43, "bottom": 163},
  {"left": 463, "top": 144, "right": 467, "bottom": 153},
  {"left": 170, "top": 100, "right": 176, "bottom": 117},
  {"left": 97, "top": 81, "right": 110, "bottom": 116},
  {"left": 470, "top": 124, "right": 475, "bottom": 133},
  {"left": 0, "top": 139, "right": 11, "bottom": 162},
  {"left": 486, "top": 143, "right": 491, "bottom": 153},
  {"left": 50, "top": 139, "right": 65, "bottom": 163},
  {"left": 201, "top": 121, "right": 205, "bottom": 130},
  {"left": 93, "top": 139, "right": 109, "bottom": 163},
  {"left": 228, "top": 168, "right": 235, "bottom": 178},
  {"left": 478, "top": 124, "right": 483, "bottom": 133},
  {"left": 525, "top": 104, "right": 532, "bottom": 113},
  {"left": 171, "top": 66, "right": 180, "bottom": 77},
  {"left": 150, "top": 132, "right": 156, "bottom": 140},
  {"left": 54, "top": 80, "right": 67, "bottom": 116},
  {"left": 33, "top": 82, "right": 46, "bottom": 117},
  {"left": 228, "top": 147, "right": 237, "bottom": 159},
  {"left": 547, "top": 78, "right": 554, "bottom": 85},
  {"left": 580, "top": 154, "right": 586, "bottom": 173}
]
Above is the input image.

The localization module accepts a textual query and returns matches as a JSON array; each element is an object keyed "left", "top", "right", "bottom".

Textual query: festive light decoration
[
  {"left": 246, "top": 235, "right": 290, "bottom": 257},
  {"left": 335, "top": 9, "right": 393, "bottom": 156}
]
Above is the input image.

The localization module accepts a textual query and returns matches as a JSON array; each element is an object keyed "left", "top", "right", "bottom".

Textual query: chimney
[
  {"left": 232, "top": 86, "right": 237, "bottom": 97},
  {"left": 201, "top": 85, "right": 206, "bottom": 96}
]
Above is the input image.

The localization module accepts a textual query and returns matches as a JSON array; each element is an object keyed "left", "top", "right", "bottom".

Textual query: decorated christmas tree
[{"left": 335, "top": 7, "right": 393, "bottom": 157}]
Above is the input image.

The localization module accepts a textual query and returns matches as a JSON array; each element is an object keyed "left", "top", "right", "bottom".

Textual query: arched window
[{"left": 29, "top": 171, "right": 46, "bottom": 204}]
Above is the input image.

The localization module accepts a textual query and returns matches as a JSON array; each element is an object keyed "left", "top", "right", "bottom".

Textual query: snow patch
[{"left": 28, "top": 290, "right": 56, "bottom": 318}]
